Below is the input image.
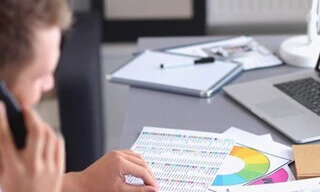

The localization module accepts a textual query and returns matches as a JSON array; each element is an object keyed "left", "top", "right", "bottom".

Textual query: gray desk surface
[{"left": 119, "top": 35, "right": 307, "bottom": 149}]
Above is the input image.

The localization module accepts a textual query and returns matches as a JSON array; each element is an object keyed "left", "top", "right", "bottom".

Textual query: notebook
[
  {"left": 293, "top": 144, "right": 320, "bottom": 179},
  {"left": 107, "top": 50, "right": 243, "bottom": 97}
]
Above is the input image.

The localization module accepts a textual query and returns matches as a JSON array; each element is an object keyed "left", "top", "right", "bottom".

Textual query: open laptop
[{"left": 224, "top": 53, "right": 320, "bottom": 143}]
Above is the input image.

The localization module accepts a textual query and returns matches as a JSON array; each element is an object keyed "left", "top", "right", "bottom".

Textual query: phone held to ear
[{"left": 0, "top": 81, "right": 27, "bottom": 149}]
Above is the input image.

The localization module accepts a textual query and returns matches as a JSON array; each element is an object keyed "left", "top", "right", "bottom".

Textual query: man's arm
[
  {"left": 62, "top": 172, "right": 86, "bottom": 192},
  {"left": 62, "top": 150, "right": 159, "bottom": 192}
]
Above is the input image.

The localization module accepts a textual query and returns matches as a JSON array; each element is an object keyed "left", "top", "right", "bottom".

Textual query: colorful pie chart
[{"left": 212, "top": 145, "right": 270, "bottom": 186}]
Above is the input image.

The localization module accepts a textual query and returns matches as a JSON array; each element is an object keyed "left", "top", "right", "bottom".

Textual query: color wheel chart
[{"left": 212, "top": 145, "right": 270, "bottom": 186}]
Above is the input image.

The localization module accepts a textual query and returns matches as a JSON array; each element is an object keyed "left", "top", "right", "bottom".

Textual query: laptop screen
[{"left": 316, "top": 52, "right": 320, "bottom": 72}]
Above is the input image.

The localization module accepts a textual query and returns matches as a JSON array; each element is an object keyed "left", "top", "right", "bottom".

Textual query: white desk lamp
[{"left": 279, "top": 0, "right": 320, "bottom": 68}]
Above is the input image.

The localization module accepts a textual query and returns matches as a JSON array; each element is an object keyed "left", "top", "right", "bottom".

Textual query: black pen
[{"left": 159, "top": 57, "right": 215, "bottom": 69}]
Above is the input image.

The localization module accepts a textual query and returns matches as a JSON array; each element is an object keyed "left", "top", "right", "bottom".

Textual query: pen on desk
[{"left": 159, "top": 57, "right": 215, "bottom": 69}]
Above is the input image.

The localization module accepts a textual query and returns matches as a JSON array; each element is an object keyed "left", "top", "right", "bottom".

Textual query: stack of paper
[
  {"left": 223, "top": 177, "right": 320, "bottom": 192},
  {"left": 165, "top": 36, "right": 283, "bottom": 71},
  {"left": 126, "top": 127, "right": 235, "bottom": 191},
  {"left": 208, "top": 127, "right": 294, "bottom": 192},
  {"left": 126, "top": 126, "right": 295, "bottom": 192}
]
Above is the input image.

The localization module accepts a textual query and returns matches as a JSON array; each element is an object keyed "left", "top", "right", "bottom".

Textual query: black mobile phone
[{"left": 0, "top": 81, "right": 27, "bottom": 149}]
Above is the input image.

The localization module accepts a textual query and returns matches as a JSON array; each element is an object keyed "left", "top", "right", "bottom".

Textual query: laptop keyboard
[{"left": 274, "top": 77, "right": 320, "bottom": 116}]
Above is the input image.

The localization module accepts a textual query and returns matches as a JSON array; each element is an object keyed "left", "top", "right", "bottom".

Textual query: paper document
[
  {"left": 208, "top": 127, "right": 293, "bottom": 192},
  {"left": 165, "top": 36, "right": 283, "bottom": 70},
  {"left": 126, "top": 127, "right": 235, "bottom": 192},
  {"left": 223, "top": 127, "right": 293, "bottom": 161},
  {"left": 222, "top": 177, "right": 320, "bottom": 192}
]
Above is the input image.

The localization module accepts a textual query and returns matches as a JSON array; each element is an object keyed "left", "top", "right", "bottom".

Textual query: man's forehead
[{"left": 25, "top": 27, "right": 61, "bottom": 75}]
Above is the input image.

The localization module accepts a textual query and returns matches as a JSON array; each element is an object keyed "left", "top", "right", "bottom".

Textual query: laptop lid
[
  {"left": 316, "top": 51, "right": 320, "bottom": 72},
  {"left": 224, "top": 52, "right": 320, "bottom": 143}
]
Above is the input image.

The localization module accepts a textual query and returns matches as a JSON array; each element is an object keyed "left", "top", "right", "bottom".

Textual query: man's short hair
[{"left": 0, "top": 0, "right": 72, "bottom": 71}]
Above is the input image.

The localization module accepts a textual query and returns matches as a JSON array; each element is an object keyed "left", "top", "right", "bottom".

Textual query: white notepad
[{"left": 107, "top": 50, "right": 243, "bottom": 97}]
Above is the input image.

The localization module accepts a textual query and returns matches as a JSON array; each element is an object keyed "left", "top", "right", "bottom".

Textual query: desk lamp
[{"left": 279, "top": 0, "right": 320, "bottom": 68}]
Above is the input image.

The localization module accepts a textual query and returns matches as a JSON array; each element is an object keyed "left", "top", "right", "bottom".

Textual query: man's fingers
[
  {"left": 0, "top": 151, "right": 4, "bottom": 176},
  {"left": 121, "top": 150, "right": 157, "bottom": 186},
  {"left": 55, "top": 134, "right": 65, "bottom": 175},
  {"left": 23, "top": 108, "right": 45, "bottom": 160},
  {"left": 0, "top": 102, "right": 18, "bottom": 163},
  {"left": 122, "top": 150, "right": 143, "bottom": 159},
  {"left": 122, "top": 185, "right": 158, "bottom": 192},
  {"left": 122, "top": 152, "right": 157, "bottom": 183},
  {"left": 124, "top": 160, "right": 158, "bottom": 189},
  {"left": 42, "top": 126, "right": 56, "bottom": 163}
]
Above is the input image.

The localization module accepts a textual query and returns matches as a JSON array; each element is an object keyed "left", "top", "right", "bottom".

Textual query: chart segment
[
  {"left": 212, "top": 146, "right": 270, "bottom": 186},
  {"left": 250, "top": 167, "right": 289, "bottom": 185}
]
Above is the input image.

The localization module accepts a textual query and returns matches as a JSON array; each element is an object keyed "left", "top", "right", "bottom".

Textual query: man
[{"left": 0, "top": 0, "right": 159, "bottom": 192}]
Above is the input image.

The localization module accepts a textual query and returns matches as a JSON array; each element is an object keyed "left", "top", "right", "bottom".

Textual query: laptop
[{"left": 224, "top": 53, "right": 320, "bottom": 143}]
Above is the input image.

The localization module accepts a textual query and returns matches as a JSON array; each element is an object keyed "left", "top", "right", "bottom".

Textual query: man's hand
[
  {"left": 66, "top": 150, "right": 159, "bottom": 192},
  {"left": 0, "top": 102, "right": 65, "bottom": 192}
]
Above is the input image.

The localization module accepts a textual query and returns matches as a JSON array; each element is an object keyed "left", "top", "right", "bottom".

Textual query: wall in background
[
  {"left": 104, "top": 0, "right": 192, "bottom": 20},
  {"left": 68, "top": 0, "right": 311, "bottom": 34},
  {"left": 207, "top": 0, "right": 310, "bottom": 26},
  {"left": 206, "top": 0, "right": 310, "bottom": 34}
]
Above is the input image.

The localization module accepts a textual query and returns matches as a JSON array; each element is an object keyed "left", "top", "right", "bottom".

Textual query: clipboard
[{"left": 106, "top": 50, "right": 243, "bottom": 97}]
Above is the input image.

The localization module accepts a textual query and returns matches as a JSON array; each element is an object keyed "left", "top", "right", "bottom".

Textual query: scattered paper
[
  {"left": 223, "top": 127, "right": 293, "bottom": 161},
  {"left": 126, "top": 127, "right": 235, "bottom": 192},
  {"left": 127, "top": 126, "right": 296, "bottom": 192},
  {"left": 165, "top": 36, "right": 283, "bottom": 70},
  {"left": 208, "top": 127, "right": 293, "bottom": 192},
  {"left": 217, "top": 177, "right": 320, "bottom": 192}
]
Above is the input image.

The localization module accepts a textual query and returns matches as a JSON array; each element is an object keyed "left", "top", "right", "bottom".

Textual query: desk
[{"left": 119, "top": 35, "right": 306, "bottom": 149}]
